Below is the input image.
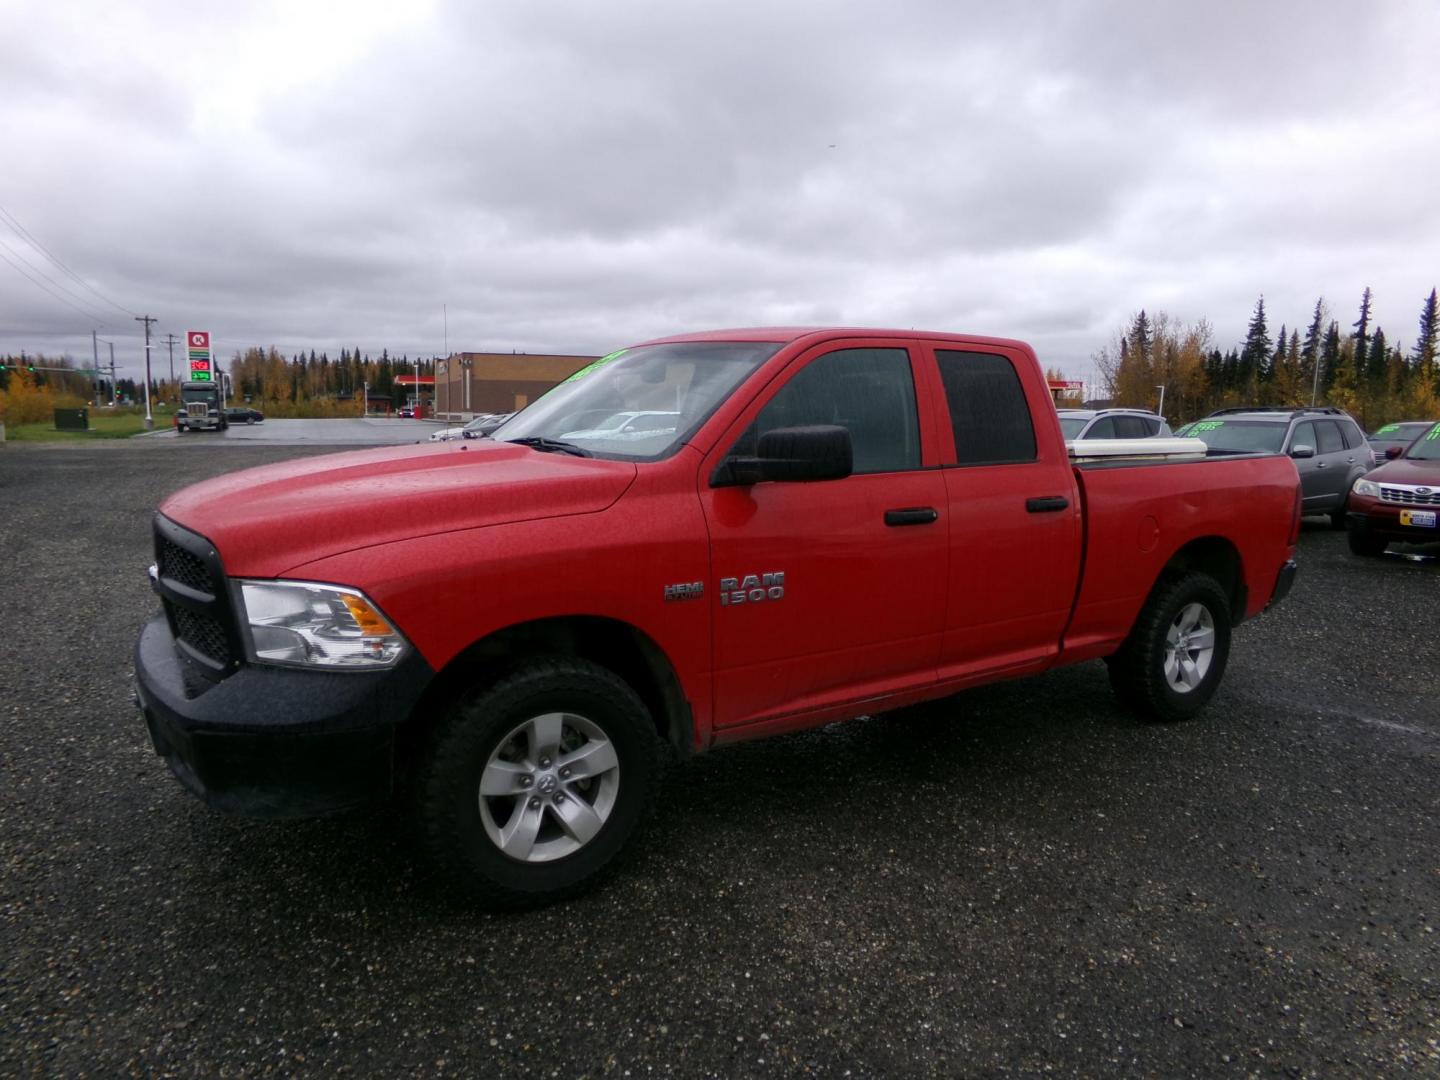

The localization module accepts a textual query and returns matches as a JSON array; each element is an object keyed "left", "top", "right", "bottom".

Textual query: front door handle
[
  {"left": 1026, "top": 496, "right": 1070, "bottom": 513},
  {"left": 884, "top": 507, "right": 939, "bottom": 527}
]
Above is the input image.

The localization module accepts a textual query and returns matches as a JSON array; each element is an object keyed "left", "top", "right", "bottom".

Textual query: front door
[
  {"left": 699, "top": 341, "right": 949, "bottom": 730},
  {"left": 1290, "top": 420, "right": 1332, "bottom": 509}
]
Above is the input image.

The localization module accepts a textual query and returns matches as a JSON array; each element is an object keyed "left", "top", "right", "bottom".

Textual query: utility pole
[
  {"left": 135, "top": 314, "right": 157, "bottom": 429},
  {"left": 92, "top": 330, "right": 101, "bottom": 405},
  {"left": 162, "top": 333, "right": 179, "bottom": 392}
]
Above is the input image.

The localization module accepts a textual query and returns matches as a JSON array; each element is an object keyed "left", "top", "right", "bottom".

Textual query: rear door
[
  {"left": 926, "top": 345, "right": 1083, "bottom": 680},
  {"left": 699, "top": 339, "right": 949, "bottom": 729}
]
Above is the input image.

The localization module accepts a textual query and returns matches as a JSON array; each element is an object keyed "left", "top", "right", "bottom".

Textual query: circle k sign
[{"left": 188, "top": 331, "right": 210, "bottom": 349}]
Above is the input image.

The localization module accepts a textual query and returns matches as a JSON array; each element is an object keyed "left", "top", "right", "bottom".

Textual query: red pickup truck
[{"left": 135, "top": 328, "right": 1300, "bottom": 906}]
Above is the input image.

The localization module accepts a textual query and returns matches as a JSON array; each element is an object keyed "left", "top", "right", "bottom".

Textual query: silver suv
[
  {"left": 1057, "top": 408, "right": 1172, "bottom": 440},
  {"left": 1175, "top": 407, "right": 1374, "bottom": 526}
]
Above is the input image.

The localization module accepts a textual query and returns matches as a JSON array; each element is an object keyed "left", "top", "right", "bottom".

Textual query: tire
[
  {"left": 1106, "top": 572, "right": 1232, "bottom": 723},
  {"left": 1329, "top": 490, "right": 1353, "bottom": 530},
  {"left": 416, "top": 658, "right": 658, "bottom": 908},
  {"left": 1347, "top": 526, "right": 1387, "bottom": 557},
  {"left": 245, "top": 416, "right": 255, "bottom": 425}
]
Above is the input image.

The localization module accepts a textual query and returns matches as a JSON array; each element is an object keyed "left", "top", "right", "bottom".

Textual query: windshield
[
  {"left": 1404, "top": 423, "right": 1440, "bottom": 461},
  {"left": 499, "top": 341, "right": 781, "bottom": 460},
  {"left": 1173, "top": 419, "right": 1286, "bottom": 453},
  {"left": 1370, "top": 422, "right": 1432, "bottom": 442},
  {"left": 1058, "top": 417, "right": 1089, "bottom": 439}
]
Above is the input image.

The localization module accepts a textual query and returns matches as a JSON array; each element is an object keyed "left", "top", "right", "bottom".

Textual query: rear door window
[
  {"left": 1114, "top": 416, "right": 1150, "bottom": 438},
  {"left": 1315, "top": 420, "right": 1344, "bottom": 454},
  {"left": 934, "top": 351, "right": 1037, "bottom": 465}
]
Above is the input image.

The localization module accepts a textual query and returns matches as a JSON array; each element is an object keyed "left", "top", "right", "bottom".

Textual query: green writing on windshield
[
  {"left": 1190, "top": 420, "right": 1225, "bottom": 432},
  {"left": 564, "top": 348, "right": 627, "bottom": 384},
  {"left": 1427, "top": 423, "right": 1440, "bottom": 441},
  {"left": 1375, "top": 423, "right": 1401, "bottom": 435}
]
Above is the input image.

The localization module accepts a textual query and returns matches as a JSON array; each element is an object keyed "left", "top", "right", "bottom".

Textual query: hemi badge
[{"left": 664, "top": 582, "right": 705, "bottom": 602}]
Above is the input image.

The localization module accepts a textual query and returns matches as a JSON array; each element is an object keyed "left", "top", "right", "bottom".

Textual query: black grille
[
  {"left": 173, "top": 605, "right": 232, "bottom": 666},
  {"left": 153, "top": 514, "right": 238, "bottom": 679},
  {"left": 157, "top": 536, "right": 215, "bottom": 596}
]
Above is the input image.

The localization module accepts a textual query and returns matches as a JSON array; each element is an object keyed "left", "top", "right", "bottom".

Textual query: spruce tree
[
  {"left": 1238, "top": 297, "right": 1270, "bottom": 401},
  {"left": 1413, "top": 288, "right": 1438, "bottom": 372},
  {"left": 1320, "top": 321, "right": 1342, "bottom": 397},
  {"left": 1352, "top": 287, "right": 1373, "bottom": 383}
]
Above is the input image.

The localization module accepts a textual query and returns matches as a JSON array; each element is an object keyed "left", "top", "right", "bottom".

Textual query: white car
[
  {"left": 430, "top": 415, "right": 496, "bottom": 442},
  {"left": 559, "top": 410, "right": 681, "bottom": 442}
]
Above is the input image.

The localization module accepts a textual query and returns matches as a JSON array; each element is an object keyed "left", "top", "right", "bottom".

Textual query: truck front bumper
[{"left": 134, "top": 615, "right": 433, "bottom": 817}]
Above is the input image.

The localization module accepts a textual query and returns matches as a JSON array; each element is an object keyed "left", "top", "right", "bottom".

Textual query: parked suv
[
  {"left": 1175, "top": 406, "right": 1373, "bottom": 526},
  {"left": 1057, "top": 408, "right": 1172, "bottom": 440}
]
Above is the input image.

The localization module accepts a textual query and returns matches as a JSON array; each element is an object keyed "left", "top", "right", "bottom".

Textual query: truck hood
[{"left": 160, "top": 440, "right": 638, "bottom": 577}]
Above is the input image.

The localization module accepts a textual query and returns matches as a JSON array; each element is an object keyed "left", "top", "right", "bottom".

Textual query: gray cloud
[{"left": 2, "top": 0, "right": 1438, "bottom": 390}]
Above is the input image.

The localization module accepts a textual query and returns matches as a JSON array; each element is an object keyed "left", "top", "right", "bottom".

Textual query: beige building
[{"left": 434, "top": 352, "right": 598, "bottom": 420}]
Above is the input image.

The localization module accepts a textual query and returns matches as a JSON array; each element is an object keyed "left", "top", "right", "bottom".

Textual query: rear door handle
[
  {"left": 884, "top": 507, "right": 939, "bottom": 527},
  {"left": 1026, "top": 496, "right": 1070, "bottom": 513}
]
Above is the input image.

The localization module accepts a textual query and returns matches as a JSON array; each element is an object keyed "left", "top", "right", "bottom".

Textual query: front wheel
[
  {"left": 416, "top": 658, "right": 658, "bottom": 908},
  {"left": 1107, "top": 572, "right": 1232, "bottom": 723}
]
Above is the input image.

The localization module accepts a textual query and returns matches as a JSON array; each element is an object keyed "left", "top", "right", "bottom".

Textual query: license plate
[{"left": 1400, "top": 509, "right": 1437, "bottom": 528}]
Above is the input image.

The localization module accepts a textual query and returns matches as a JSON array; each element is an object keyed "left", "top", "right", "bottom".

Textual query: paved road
[
  {"left": 2, "top": 442, "right": 1438, "bottom": 1078},
  {"left": 153, "top": 417, "right": 445, "bottom": 444}
]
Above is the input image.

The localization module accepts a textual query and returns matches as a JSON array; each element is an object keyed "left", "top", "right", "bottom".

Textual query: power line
[
  {"left": 0, "top": 232, "right": 119, "bottom": 324},
  {"left": 0, "top": 243, "right": 117, "bottom": 326},
  {"left": 0, "top": 202, "right": 137, "bottom": 318}
]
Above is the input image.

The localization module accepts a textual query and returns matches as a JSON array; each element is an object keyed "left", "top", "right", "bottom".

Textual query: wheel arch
[
  {"left": 1155, "top": 535, "right": 1247, "bottom": 626},
  {"left": 397, "top": 616, "right": 693, "bottom": 768}
]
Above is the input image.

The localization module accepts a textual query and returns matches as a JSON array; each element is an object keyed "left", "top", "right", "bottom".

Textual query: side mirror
[
  {"left": 1385, "top": 446, "right": 1402, "bottom": 460},
  {"left": 1290, "top": 444, "right": 1315, "bottom": 459},
  {"left": 711, "top": 425, "right": 853, "bottom": 487}
]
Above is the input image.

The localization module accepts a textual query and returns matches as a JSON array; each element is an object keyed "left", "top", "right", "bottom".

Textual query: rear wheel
[
  {"left": 1347, "top": 526, "right": 1387, "bottom": 557},
  {"left": 1107, "top": 572, "right": 1232, "bottom": 723},
  {"left": 416, "top": 658, "right": 658, "bottom": 908}
]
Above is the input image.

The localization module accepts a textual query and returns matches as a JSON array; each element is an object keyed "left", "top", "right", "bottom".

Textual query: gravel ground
[{"left": 2, "top": 442, "right": 1438, "bottom": 1079}]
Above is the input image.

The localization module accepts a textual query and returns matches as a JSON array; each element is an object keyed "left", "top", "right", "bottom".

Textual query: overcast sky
[{"left": 3, "top": 0, "right": 1438, "bottom": 389}]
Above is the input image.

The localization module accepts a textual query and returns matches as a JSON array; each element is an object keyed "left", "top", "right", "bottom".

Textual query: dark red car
[{"left": 1346, "top": 422, "right": 1440, "bottom": 555}]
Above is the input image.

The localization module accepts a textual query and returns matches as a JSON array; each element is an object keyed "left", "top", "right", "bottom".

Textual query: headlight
[
  {"left": 236, "top": 580, "right": 408, "bottom": 669},
  {"left": 1352, "top": 478, "right": 1380, "bottom": 498}
]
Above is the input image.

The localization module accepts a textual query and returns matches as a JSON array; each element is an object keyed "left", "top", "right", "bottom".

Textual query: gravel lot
[{"left": 3, "top": 441, "right": 1438, "bottom": 1078}]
